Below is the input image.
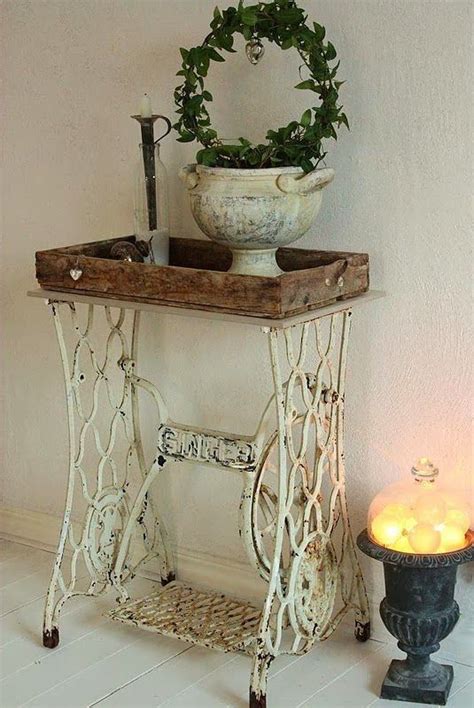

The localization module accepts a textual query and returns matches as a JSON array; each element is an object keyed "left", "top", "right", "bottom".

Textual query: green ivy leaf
[
  {"left": 278, "top": 7, "right": 304, "bottom": 24},
  {"left": 325, "top": 41, "right": 337, "bottom": 60},
  {"left": 301, "top": 157, "right": 314, "bottom": 173},
  {"left": 176, "top": 131, "right": 196, "bottom": 143},
  {"left": 197, "top": 147, "right": 218, "bottom": 165},
  {"left": 294, "top": 79, "right": 315, "bottom": 90},
  {"left": 218, "top": 32, "right": 235, "bottom": 51},
  {"left": 247, "top": 150, "right": 261, "bottom": 166},
  {"left": 313, "top": 22, "right": 325, "bottom": 42},
  {"left": 241, "top": 6, "right": 259, "bottom": 26},
  {"left": 207, "top": 48, "right": 225, "bottom": 62},
  {"left": 300, "top": 109, "right": 312, "bottom": 127},
  {"left": 339, "top": 113, "right": 350, "bottom": 129},
  {"left": 198, "top": 56, "right": 210, "bottom": 76}
]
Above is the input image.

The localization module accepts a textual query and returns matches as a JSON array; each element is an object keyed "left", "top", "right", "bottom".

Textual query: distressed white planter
[{"left": 179, "top": 164, "right": 334, "bottom": 276}]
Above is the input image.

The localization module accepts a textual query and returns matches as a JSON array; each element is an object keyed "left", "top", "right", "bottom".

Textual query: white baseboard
[
  {"left": 0, "top": 506, "right": 392, "bottom": 640},
  {"left": 0, "top": 506, "right": 266, "bottom": 601},
  {"left": 0, "top": 507, "right": 64, "bottom": 554},
  {"left": 0, "top": 505, "right": 388, "bottom": 635}
]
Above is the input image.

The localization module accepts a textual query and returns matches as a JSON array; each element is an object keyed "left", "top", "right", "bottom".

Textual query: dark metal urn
[{"left": 357, "top": 529, "right": 473, "bottom": 705}]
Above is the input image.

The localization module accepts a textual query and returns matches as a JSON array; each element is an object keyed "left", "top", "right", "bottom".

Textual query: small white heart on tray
[{"left": 70, "top": 268, "right": 83, "bottom": 281}]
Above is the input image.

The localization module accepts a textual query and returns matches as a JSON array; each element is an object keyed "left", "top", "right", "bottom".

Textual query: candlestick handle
[{"left": 154, "top": 115, "right": 172, "bottom": 144}]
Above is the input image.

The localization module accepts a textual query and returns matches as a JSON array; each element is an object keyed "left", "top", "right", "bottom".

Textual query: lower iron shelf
[{"left": 109, "top": 581, "right": 262, "bottom": 655}]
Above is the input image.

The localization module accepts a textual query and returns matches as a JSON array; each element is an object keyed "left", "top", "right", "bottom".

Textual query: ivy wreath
[{"left": 174, "top": 0, "right": 348, "bottom": 173}]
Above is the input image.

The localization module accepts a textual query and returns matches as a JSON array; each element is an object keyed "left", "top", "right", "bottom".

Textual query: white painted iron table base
[{"left": 28, "top": 288, "right": 382, "bottom": 708}]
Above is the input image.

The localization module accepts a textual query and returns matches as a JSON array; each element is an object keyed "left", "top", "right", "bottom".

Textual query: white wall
[{"left": 1, "top": 0, "right": 472, "bottom": 605}]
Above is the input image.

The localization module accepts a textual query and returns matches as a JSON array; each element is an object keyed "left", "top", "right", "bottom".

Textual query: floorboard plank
[
  {"left": 445, "top": 678, "right": 473, "bottom": 707},
  {"left": 301, "top": 641, "right": 474, "bottom": 708},
  {"left": 0, "top": 578, "right": 157, "bottom": 680},
  {"left": 23, "top": 634, "right": 189, "bottom": 707},
  {"left": 0, "top": 592, "right": 86, "bottom": 649},
  {"left": 160, "top": 652, "right": 300, "bottom": 708},
  {"left": 95, "top": 645, "right": 234, "bottom": 707},
  {"left": 267, "top": 624, "right": 384, "bottom": 708},
  {"left": 1, "top": 610, "right": 159, "bottom": 705},
  {"left": 0, "top": 548, "right": 54, "bottom": 589},
  {"left": 0, "top": 566, "right": 53, "bottom": 617}
]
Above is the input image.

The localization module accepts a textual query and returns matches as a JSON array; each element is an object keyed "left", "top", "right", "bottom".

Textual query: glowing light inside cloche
[{"left": 368, "top": 458, "right": 472, "bottom": 554}]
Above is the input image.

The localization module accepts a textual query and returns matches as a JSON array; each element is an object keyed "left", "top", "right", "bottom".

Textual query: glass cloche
[{"left": 368, "top": 458, "right": 472, "bottom": 554}]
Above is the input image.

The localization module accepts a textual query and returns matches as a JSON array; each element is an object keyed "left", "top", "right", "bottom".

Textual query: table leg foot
[
  {"left": 355, "top": 620, "right": 371, "bottom": 642},
  {"left": 249, "top": 688, "right": 267, "bottom": 708},
  {"left": 250, "top": 651, "right": 272, "bottom": 708},
  {"left": 43, "top": 627, "right": 59, "bottom": 649}
]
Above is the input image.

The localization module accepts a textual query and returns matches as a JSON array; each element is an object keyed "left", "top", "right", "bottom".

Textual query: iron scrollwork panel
[
  {"left": 243, "top": 309, "right": 369, "bottom": 676},
  {"left": 43, "top": 301, "right": 173, "bottom": 645}
]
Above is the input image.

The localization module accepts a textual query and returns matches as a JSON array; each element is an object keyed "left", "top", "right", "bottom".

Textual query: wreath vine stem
[{"left": 174, "top": 0, "right": 348, "bottom": 173}]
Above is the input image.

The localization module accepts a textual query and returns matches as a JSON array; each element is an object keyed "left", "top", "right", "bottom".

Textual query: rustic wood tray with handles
[{"left": 35, "top": 236, "right": 369, "bottom": 319}]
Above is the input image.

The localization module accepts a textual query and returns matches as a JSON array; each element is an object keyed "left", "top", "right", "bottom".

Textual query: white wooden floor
[{"left": 0, "top": 541, "right": 472, "bottom": 708}]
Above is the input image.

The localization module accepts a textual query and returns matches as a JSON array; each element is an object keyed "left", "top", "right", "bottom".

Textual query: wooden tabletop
[{"left": 27, "top": 288, "right": 384, "bottom": 329}]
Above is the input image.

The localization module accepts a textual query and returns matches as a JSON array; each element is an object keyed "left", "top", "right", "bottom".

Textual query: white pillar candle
[{"left": 140, "top": 94, "right": 152, "bottom": 118}]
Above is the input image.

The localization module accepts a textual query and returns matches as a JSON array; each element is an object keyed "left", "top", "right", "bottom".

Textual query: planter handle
[
  {"left": 277, "top": 167, "right": 334, "bottom": 195},
  {"left": 179, "top": 164, "right": 200, "bottom": 190}
]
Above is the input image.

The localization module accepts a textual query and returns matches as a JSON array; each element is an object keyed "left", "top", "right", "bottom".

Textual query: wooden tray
[{"left": 35, "top": 236, "right": 369, "bottom": 319}]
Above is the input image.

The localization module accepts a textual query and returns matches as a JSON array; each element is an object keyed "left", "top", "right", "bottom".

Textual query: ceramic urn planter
[{"left": 179, "top": 164, "right": 334, "bottom": 277}]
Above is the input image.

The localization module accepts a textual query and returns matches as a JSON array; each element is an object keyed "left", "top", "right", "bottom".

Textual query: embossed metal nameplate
[{"left": 157, "top": 424, "right": 257, "bottom": 470}]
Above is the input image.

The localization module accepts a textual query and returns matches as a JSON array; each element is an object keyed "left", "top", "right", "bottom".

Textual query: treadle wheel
[
  {"left": 43, "top": 626, "right": 60, "bottom": 648},
  {"left": 249, "top": 689, "right": 267, "bottom": 708},
  {"left": 354, "top": 620, "right": 371, "bottom": 642}
]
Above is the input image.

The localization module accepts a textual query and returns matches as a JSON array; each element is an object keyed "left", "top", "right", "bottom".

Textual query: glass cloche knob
[
  {"left": 411, "top": 456, "right": 439, "bottom": 482},
  {"left": 245, "top": 37, "right": 265, "bottom": 65}
]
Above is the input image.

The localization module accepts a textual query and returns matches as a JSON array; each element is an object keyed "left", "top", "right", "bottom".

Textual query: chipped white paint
[
  {"left": 157, "top": 423, "right": 258, "bottom": 470},
  {"left": 42, "top": 302, "right": 175, "bottom": 645},
  {"left": 42, "top": 297, "right": 369, "bottom": 705},
  {"left": 110, "top": 581, "right": 262, "bottom": 654},
  {"left": 180, "top": 165, "right": 334, "bottom": 276}
]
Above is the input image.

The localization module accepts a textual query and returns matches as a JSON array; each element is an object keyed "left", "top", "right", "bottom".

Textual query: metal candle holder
[
  {"left": 131, "top": 113, "right": 171, "bottom": 233},
  {"left": 357, "top": 529, "right": 473, "bottom": 705}
]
